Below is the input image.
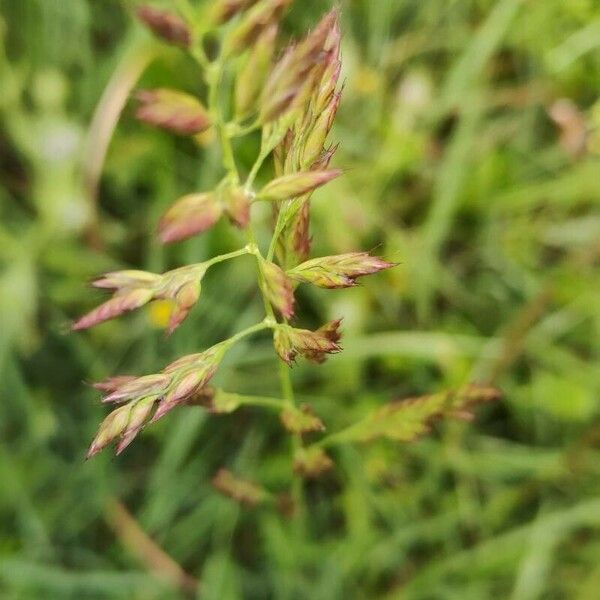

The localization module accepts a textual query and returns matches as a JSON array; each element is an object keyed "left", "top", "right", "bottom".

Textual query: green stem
[
  {"left": 190, "top": 45, "right": 209, "bottom": 69},
  {"left": 245, "top": 127, "right": 284, "bottom": 189},
  {"left": 188, "top": 35, "right": 304, "bottom": 519},
  {"left": 168, "top": 246, "right": 250, "bottom": 280},
  {"left": 250, "top": 223, "right": 303, "bottom": 518},
  {"left": 203, "top": 245, "right": 252, "bottom": 269},
  {"left": 177, "top": 0, "right": 209, "bottom": 68},
  {"left": 223, "top": 319, "right": 274, "bottom": 349},
  {"left": 266, "top": 204, "right": 288, "bottom": 261},
  {"left": 277, "top": 360, "right": 295, "bottom": 406},
  {"left": 245, "top": 237, "right": 298, "bottom": 416},
  {"left": 312, "top": 425, "right": 359, "bottom": 450},
  {"left": 236, "top": 394, "right": 286, "bottom": 411},
  {"left": 245, "top": 228, "right": 276, "bottom": 319},
  {"left": 246, "top": 149, "right": 270, "bottom": 188},
  {"left": 228, "top": 119, "right": 262, "bottom": 139},
  {"left": 220, "top": 126, "right": 238, "bottom": 181}
]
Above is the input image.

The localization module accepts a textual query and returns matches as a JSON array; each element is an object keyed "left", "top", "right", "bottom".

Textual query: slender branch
[
  {"left": 222, "top": 319, "right": 274, "bottom": 349},
  {"left": 245, "top": 127, "right": 285, "bottom": 188},
  {"left": 267, "top": 204, "right": 289, "bottom": 261},
  {"left": 227, "top": 119, "right": 262, "bottom": 139},
  {"left": 277, "top": 360, "right": 295, "bottom": 406},
  {"left": 193, "top": 38, "right": 287, "bottom": 405},
  {"left": 246, "top": 227, "right": 303, "bottom": 521},
  {"left": 246, "top": 228, "right": 277, "bottom": 317},
  {"left": 203, "top": 245, "right": 252, "bottom": 269},
  {"left": 235, "top": 394, "right": 286, "bottom": 410},
  {"left": 162, "top": 246, "right": 251, "bottom": 283},
  {"left": 246, "top": 148, "right": 270, "bottom": 188},
  {"left": 312, "top": 424, "right": 361, "bottom": 450},
  {"left": 190, "top": 45, "right": 209, "bottom": 69}
]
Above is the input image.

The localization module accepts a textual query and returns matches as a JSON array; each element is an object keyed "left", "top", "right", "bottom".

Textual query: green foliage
[{"left": 0, "top": 0, "right": 599, "bottom": 599}]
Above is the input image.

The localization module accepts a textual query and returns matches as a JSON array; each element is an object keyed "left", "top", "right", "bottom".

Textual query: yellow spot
[
  {"left": 148, "top": 300, "right": 174, "bottom": 328},
  {"left": 353, "top": 66, "right": 381, "bottom": 95}
]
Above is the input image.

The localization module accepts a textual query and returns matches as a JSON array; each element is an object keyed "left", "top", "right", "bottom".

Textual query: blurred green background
[{"left": 1, "top": 0, "right": 599, "bottom": 598}]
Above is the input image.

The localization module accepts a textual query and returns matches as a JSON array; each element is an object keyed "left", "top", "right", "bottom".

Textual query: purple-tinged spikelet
[
  {"left": 158, "top": 193, "right": 223, "bottom": 243},
  {"left": 291, "top": 199, "right": 311, "bottom": 262},
  {"left": 135, "top": 89, "right": 211, "bottom": 136},
  {"left": 136, "top": 5, "right": 191, "bottom": 47},
  {"left": 167, "top": 280, "right": 201, "bottom": 335},
  {"left": 115, "top": 398, "right": 156, "bottom": 455},
  {"left": 224, "top": 0, "right": 291, "bottom": 55},
  {"left": 209, "top": 0, "right": 261, "bottom": 25},
  {"left": 223, "top": 186, "right": 252, "bottom": 229},
  {"left": 86, "top": 348, "right": 226, "bottom": 457},
  {"left": 261, "top": 260, "right": 295, "bottom": 319},
  {"left": 72, "top": 288, "right": 154, "bottom": 330},
  {"left": 86, "top": 404, "right": 132, "bottom": 459},
  {"left": 92, "top": 376, "right": 137, "bottom": 394},
  {"left": 235, "top": 24, "right": 278, "bottom": 119},
  {"left": 259, "top": 9, "right": 339, "bottom": 123},
  {"left": 259, "top": 170, "right": 341, "bottom": 201},
  {"left": 102, "top": 374, "right": 170, "bottom": 404},
  {"left": 73, "top": 266, "right": 205, "bottom": 333},
  {"left": 287, "top": 253, "right": 395, "bottom": 289}
]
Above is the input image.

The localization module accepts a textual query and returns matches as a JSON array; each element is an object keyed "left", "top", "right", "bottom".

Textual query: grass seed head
[
  {"left": 277, "top": 321, "right": 342, "bottom": 364},
  {"left": 209, "top": 0, "right": 261, "bottom": 25},
  {"left": 135, "top": 89, "right": 211, "bottom": 136},
  {"left": 259, "top": 170, "right": 341, "bottom": 201},
  {"left": 224, "top": 0, "right": 290, "bottom": 55},
  {"left": 86, "top": 404, "right": 132, "bottom": 459},
  {"left": 234, "top": 23, "right": 278, "bottom": 119},
  {"left": 116, "top": 398, "right": 157, "bottom": 455},
  {"left": 136, "top": 5, "right": 191, "bottom": 47},
  {"left": 259, "top": 10, "right": 338, "bottom": 123},
  {"left": 288, "top": 253, "right": 395, "bottom": 289},
  {"left": 167, "top": 279, "right": 202, "bottom": 335},
  {"left": 223, "top": 185, "right": 252, "bottom": 229},
  {"left": 261, "top": 260, "right": 295, "bottom": 319},
  {"left": 293, "top": 446, "right": 334, "bottom": 478},
  {"left": 102, "top": 373, "right": 170, "bottom": 404},
  {"left": 158, "top": 192, "right": 223, "bottom": 243},
  {"left": 72, "top": 288, "right": 154, "bottom": 330}
]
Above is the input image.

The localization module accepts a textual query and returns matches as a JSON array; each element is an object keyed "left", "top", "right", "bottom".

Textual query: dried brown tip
[
  {"left": 293, "top": 447, "right": 334, "bottom": 478},
  {"left": 280, "top": 404, "right": 325, "bottom": 434}
]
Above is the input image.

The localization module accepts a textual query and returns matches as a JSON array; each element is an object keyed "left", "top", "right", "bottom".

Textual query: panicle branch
[{"left": 74, "top": 2, "right": 450, "bottom": 490}]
